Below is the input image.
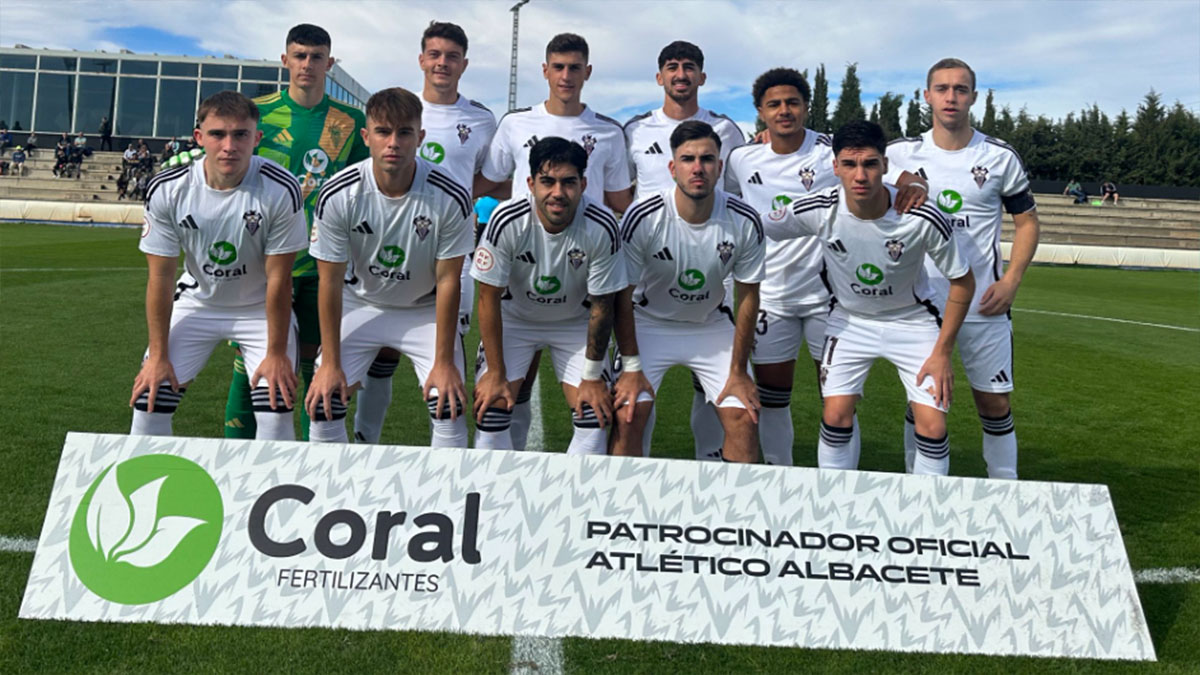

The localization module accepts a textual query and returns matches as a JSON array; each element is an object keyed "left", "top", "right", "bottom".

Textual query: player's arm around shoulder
[{"left": 762, "top": 187, "right": 836, "bottom": 241}]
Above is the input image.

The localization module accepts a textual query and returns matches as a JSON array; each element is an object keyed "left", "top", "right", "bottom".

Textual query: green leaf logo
[
  {"left": 936, "top": 189, "right": 963, "bottom": 214},
  {"left": 420, "top": 141, "right": 445, "bottom": 164},
  {"left": 69, "top": 454, "right": 223, "bottom": 605},
  {"left": 377, "top": 245, "right": 406, "bottom": 268},
  {"left": 678, "top": 268, "right": 706, "bottom": 291},
  {"left": 302, "top": 148, "right": 330, "bottom": 174},
  {"left": 856, "top": 263, "right": 885, "bottom": 286},
  {"left": 534, "top": 275, "right": 561, "bottom": 295},
  {"left": 207, "top": 241, "right": 237, "bottom": 265},
  {"left": 772, "top": 194, "right": 793, "bottom": 210}
]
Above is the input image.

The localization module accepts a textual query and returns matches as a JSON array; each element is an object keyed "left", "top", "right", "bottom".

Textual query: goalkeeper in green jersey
[{"left": 224, "top": 23, "right": 368, "bottom": 440}]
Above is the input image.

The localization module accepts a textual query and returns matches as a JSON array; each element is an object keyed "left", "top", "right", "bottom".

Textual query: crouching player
[
  {"left": 471, "top": 137, "right": 624, "bottom": 453},
  {"left": 610, "top": 120, "right": 765, "bottom": 463},
  {"left": 304, "top": 87, "right": 473, "bottom": 446},
  {"left": 763, "top": 121, "right": 974, "bottom": 474},
  {"left": 131, "top": 91, "right": 307, "bottom": 438}
]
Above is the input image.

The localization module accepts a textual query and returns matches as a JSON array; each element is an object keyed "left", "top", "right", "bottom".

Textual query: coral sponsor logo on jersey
[
  {"left": 852, "top": 262, "right": 892, "bottom": 296},
  {"left": 936, "top": 189, "right": 963, "bottom": 214},
  {"left": 420, "top": 142, "right": 446, "bottom": 164},
  {"left": 371, "top": 245, "right": 411, "bottom": 280},
  {"left": 70, "top": 455, "right": 223, "bottom": 604},
  {"left": 204, "top": 241, "right": 247, "bottom": 278},
  {"left": 771, "top": 194, "right": 793, "bottom": 211},
  {"left": 528, "top": 275, "right": 565, "bottom": 304},
  {"left": 670, "top": 268, "right": 710, "bottom": 302},
  {"left": 303, "top": 148, "right": 330, "bottom": 175}
]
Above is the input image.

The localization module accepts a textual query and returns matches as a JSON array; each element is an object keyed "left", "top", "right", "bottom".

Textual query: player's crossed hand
[
  {"left": 472, "top": 370, "right": 515, "bottom": 423},
  {"left": 251, "top": 352, "right": 298, "bottom": 410},
  {"left": 574, "top": 378, "right": 613, "bottom": 428},
  {"left": 129, "top": 355, "right": 179, "bottom": 411},
  {"left": 613, "top": 371, "right": 655, "bottom": 425},
  {"left": 305, "top": 364, "right": 349, "bottom": 422}
]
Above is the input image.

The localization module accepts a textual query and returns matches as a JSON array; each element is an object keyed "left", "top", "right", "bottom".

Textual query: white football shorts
[
  {"left": 622, "top": 316, "right": 750, "bottom": 410},
  {"left": 474, "top": 316, "right": 594, "bottom": 388},
  {"left": 148, "top": 299, "right": 297, "bottom": 385},
  {"left": 957, "top": 319, "right": 1014, "bottom": 393},
  {"left": 751, "top": 302, "right": 829, "bottom": 365}
]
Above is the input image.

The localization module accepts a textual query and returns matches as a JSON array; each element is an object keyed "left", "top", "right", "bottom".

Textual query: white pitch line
[
  {"left": 509, "top": 378, "right": 564, "bottom": 675},
  {"left": 0, "top": 535, "right": 37, "bottom": 552},
  {"left": 0, "top": 267, "right": 144, "bottom": 273},
  {"left": 1134, "top": 567, "right": 1200, "bottom": 584},
  {"left": 1013, "top": 307, "right": 1200, "bottom": 333}
]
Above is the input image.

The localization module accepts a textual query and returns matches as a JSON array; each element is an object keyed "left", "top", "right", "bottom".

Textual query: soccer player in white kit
[
  {"left": 611, "top": 120, "right": 765, "bottom": 463},
  {"left": 131, "top": 91, "right": 307, "bottom": 439},
  {"left": 477, "top": 32, "right": 635, "bottom": 451},
  {"left": 305, "top": 88, "right": 473, "bottom": 447},
  {"left": 885, "top": 59, "right": 1040, "bottom": 479},
  {"left": 353, "top": 21, "right": 498, "bottom": 444},
  {"left": 763, "top": 121, "right": 975, "bottom": 475},
  {"left": 471, "top": 137, "right": 625, "bottom": 453},
  {"left": 622, "top": 40, "right": 748, "bottom": 462}
]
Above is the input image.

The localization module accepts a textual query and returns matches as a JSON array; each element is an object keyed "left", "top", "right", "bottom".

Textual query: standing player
[
  {"left": 352, "top": 21, "right": 497, "bottom": 444},
  {"left": 764, "top": 121, "right": 974, "bottom": 475},
  {"left": 611, "top": 121, "right": 764, "bottom": 463},
  {"left": 223, "top": 23, "right": 369, "bottom": 440},
  {"left": 885, "top": 59, "right": 1039, "bottom": 479},
  {"left": 477, "top": 32, "right": 634, "bottom": 450},
  {"left": 623, "top": 40, "right": 748, "bottom": 462},
  {"left": 131, "top": 92, "right": 307, "bottom": 439},
  {"left": 471, "top": 137, "right": 625, "bottom": 453},
  {"left": 304, "top": 88, "right": 472, "bottom": 446}
]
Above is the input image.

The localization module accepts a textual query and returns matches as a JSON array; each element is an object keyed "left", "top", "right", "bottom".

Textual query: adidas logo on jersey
[
  {"left": 747, "top": 172, "right": 763, "bottom": 185},
  {"left": 652, "top": 247, "right": 674, "bottom": 261},
  {"left": 177, "top": 215, "right": 198, "bottom": 230},
  {"left": 916, "top": 167, "right": 929, "bottom": 180},
  {"left": 353, "top": 221, "right": 374, "bottom": 235},
  {"left": 516, "top": 251, "right": 536, "bottom": 264},
  {"left": 524, "top": 135, "right": 540, "bottom": 148},
  {"left": 827, "top": 239, "right": 847, "bottom": 254},
  {"left": 991, "top": 370, "right": 1010, "bottom": 384},
  {"left": 644, "top": 142, "right": 663, "bottom": 155}
]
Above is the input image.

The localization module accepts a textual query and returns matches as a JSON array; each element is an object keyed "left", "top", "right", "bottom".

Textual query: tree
[
  {"left": 980, "top": 89, "right": 997, "bottom": 136},
  {"left": 877, "top": 93, "right": 904, "bottom": 140},
  {"left": 830, "top": 63, "right": 866, "bottom": 132},
  {"left": 904, "top": 89, "right": 922, "bottom": 137},
  {"left": 869, "top": 102, "right": 879, "bottom": 125},
  {"left": 809, "top": 64, "right": 829, "bottom": 133}
]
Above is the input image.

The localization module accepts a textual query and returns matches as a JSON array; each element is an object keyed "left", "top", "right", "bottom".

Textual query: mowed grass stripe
[{"left": 1, "top": 223, "right": 1198, "bottom": 671}]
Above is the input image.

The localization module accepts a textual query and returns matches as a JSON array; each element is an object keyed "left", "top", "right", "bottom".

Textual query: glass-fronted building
[{"left": 0, "top": 45, "right": 369, "bottom": 141}]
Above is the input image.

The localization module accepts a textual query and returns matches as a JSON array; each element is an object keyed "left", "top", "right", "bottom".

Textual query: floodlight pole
[{"left": 508, "top": 0, "right": 531, "bottom": 112}]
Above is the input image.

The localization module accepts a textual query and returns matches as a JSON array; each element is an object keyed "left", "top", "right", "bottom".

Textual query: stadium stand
[{"left": 1002, "top": 194, "right": 1200, "bottom": 250}]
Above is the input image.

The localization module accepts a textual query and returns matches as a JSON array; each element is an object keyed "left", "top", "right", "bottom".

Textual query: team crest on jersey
[
  {"left": 567, "top": 248, "right": 587, "bottom": 269},
  {"left": 972, "top": 165, "right": 989, "bottom": 188},
  {"left": 885, "top": 238, "right": 904, "bottom": 261},
  {"left": 242, "top": 210, "right": 263, "bottom": 236},
  {"left": 717, "top": 240, "right": 735, "bottom": 265},
  {"left": 413, "top": 215, "right": 432, "bottom": 241},
  {"left": 799, "top": 167, "right": 816, "bottom": 191},
  {"left": 457, "top": 123, "right": 471, "bottom": 145},
  {"left": 581, "top": 134, "right": 597, "bottom": 156}
]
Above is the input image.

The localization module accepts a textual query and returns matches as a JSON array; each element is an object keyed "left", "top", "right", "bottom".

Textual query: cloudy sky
[{"left": 2, "top": 0, "right": 1197, "bottom": 135}]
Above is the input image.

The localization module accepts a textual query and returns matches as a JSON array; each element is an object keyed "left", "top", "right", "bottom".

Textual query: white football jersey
[
  {"left": 481, "top": 103, "right": 632, "bottom": 202},
  {"left": 471, "top": 194, "right": 626, "bottom": 323},
  {"left": 309, "top": 157, "right": 474, "bottom": 309},
  {"left": 621, "top": 188, "right": 765, "bottom": 326},
  {"left": 763, "top": 185, "right": 968, "bottom": 324},
  {"left": 419, "top": 95, "right": 497, "bottom": 197},
  {"left": 623, "top": 106, "right": 747, "bottom": 198},
  {"left": 884, "top": 129, "right": 1034, "bottom": 322},
  {"left": 140, "top": 155, "right": 307, "bottom": 309},
  {"left": 724, "top": 130, "right": 836, "bottom": 313}
]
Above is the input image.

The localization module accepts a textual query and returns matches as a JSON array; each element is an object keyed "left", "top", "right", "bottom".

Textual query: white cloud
[{"left": 2, "top": 0, "right": 1196, "bottom": 130}]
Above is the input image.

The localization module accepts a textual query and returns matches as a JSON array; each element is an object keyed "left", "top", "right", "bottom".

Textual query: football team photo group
[{"left": 130, "top": 19, "right": 1041, "bottom": 479}]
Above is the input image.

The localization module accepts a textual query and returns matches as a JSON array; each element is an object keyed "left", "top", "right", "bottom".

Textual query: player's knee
[
  {"left": 251, "top": 386, "right": 294, "bottom": 413},
  {"left": 571, "top": 404, "right": 601, "bottom": 429},
  {"left": 367, "top": 355, "right": 400, "bottom": 380},
  {"left": 913, "top": 417, "right": 946, "bottom": 439},
  {"left": 133, "top": 386, "right": 186, "bottom": 414},
  {"left": 756, "top": 384, "right": 792, "bottom": 409},
  {"left": 720, "top": 407, "right": 756, "bottom": 434},
  {"left": 822, "top": 407, "right": 855, "bottom": 429},
  {"left": 426, "top": 393, "right": 465, "bottom": 420},
  {"left": 973, "top": 391, "right": 1011, "bottom": 418},
  {"left": 310, "top": 397, "right": 348, "bottom": 422},
  {"left": 477, "top": 407, "right": 513, "bottom": 433}
]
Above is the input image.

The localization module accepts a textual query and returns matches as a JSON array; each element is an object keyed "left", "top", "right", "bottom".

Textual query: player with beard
[
  {"left": 353, "top": 21, "right": 498, "bottom": 444},
  {"left": 611, "top": 120, "right": 764, "bottom": 463},
  {"left": 471, "top": 137, "right": 625, "bottom": 454}
]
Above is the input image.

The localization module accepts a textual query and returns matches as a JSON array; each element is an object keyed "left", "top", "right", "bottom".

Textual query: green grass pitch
[{"left": 1, "top": 222, "right": 1197, "bottom": 672}]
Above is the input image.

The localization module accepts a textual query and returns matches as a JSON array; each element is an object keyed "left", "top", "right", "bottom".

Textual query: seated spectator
[
  {"left": 136, "top": 144, "right": 152, "bottom": 171},
  {"left": 25, "top": 132, "right": 38, "bottom": 156},
  {"left": 0, "top": 129, "right": 11, "bottom": 155},
  {"left": 68, "top": 145, "right": 85, "bottom": 176},
  {"left": 123, "top": 143, "right": 138, "bottom": 168},
  {"left": 56, "top": 135, "right": 71, "bottom": 153},
  {"left": 116, "top": 171, "right": 129, "bottom": 199},
  {"left": 1063, "top": 179, "right": 1087, "bottom": 204},
  {"left": 133, "top": 172, "right": 150, "bottom": 200},
  {"left": 1100, "top": 180, "right": 1120, "bottom": 206},
  {"left": 11, "top": 147, "right": 26, "bottom": 175},
  {"left": 73, "top": 131, "right": 93, "bottom": 157},
  {"left": 53, "top": 146, "right": 70, "bottom": 178}
]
